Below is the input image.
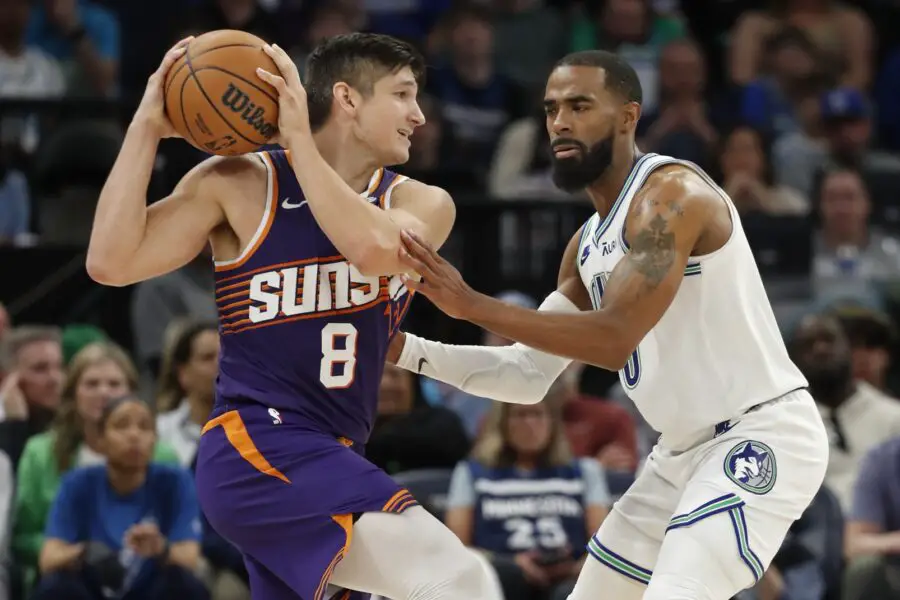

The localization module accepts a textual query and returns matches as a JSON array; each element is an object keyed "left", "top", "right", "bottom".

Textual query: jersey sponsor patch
[{"left": 724, "top": 440, "right": 776, "bottom": 495}]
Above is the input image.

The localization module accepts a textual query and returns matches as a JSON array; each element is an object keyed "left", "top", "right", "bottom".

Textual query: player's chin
[{"left": 385, "top": 144, "right": 411, "bottom": 166}]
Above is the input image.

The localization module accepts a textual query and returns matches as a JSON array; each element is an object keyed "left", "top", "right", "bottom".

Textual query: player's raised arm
[
  {"left": 86, "top": 37, "right": 228, "bottom": 287},
  {"left": 399, "top": 167, "right": 714, "bottom": 371},
  {"left": 388, "top": 228, "right": 591, "bottom": 405}
]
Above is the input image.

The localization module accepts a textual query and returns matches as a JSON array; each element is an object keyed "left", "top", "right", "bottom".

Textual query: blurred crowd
[{"left": 3, "top": 0, "right": 900, "bottom": 600}]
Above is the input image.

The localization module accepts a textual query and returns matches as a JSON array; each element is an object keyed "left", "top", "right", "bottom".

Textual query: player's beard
[{"left": 550, "top": 134, "right": 615, "bottom": 193}]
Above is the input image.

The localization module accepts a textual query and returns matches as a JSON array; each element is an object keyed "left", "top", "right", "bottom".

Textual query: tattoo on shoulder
[{"left": 628, "top": 198, "right": 685, "bottom": 287}]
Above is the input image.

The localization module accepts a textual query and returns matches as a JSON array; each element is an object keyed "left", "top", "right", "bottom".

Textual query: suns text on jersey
[{"left": 246, "top": 259, "right": 407, "bottom": 324}]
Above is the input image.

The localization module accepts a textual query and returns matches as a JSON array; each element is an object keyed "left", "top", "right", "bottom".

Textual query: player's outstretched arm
[
  {"left": 388, "top": 229, "right": 591, "bottom": 405},
  {"left": 399, "top": 167, "right": 713, "bottom": 371},
  {"left": 87, "top": 37, "right": 229, "bottom": 287},
  {"left": 256, "top": 44, "right": 455, "bottom": 275}
]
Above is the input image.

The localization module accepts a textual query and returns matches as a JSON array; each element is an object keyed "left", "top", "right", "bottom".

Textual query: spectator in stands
[
  {"left": 156, "top": 322, "right": 218, "bottom": 467},
  {"left": 488, "top": 101, "right": 571, "bottom": 201},
  {"left": 0, "top": 0, "right": 66, "bottom": 158},
  {"left": 552, "top": 363, "right": 638, "bottom": 473},
  {"left": 184, "top": 0, "right": 278, "bottom": 47},
  {"left": 738, "top": 26, "right": 826, "bottom": 140},
  {"left": 60, "top": 324, "right": 106, "bottom": 366},
  {"left": 26, "top": 0, "right": 119, "bottom": 97},
  {"left": 0, "top": 304, "right": 9, "bottom": 345},
  {"left": 445, "top": 399, "right": 609, "bottom": 600},
  {"left": 568, "top": 0, "right": 686, "bottom": 115},
  {"left": 729, "top": 0, "right": 874, "bottom": 90},
  {"left": 491, "top": 0, "right": 566, "bottom": 93},
  {"left": 779, "top": 88, "right": 900, "bottom": 199},
  {"left": 399, "top": 94, "right": 477, "bottom": 193},
  {"left": 638, "top": 38, "right": 719, "bottom": 170},
  {"left": 717, "top": 125, "right": 809, "bottom": 215},
  {"left": 789, "top": 312, "right": 900, "bottom": 511},
  {"left": 0, "top": 147, "right": 32, "bottom": 249},
  {"left": 155, "top": 322, "right": 248, "bottom": 600},
  {"left": 834, "top": 304, "right": 897, "bottom": 394},
  {"left": 812, "top": 168, "right": 900, "bottom": 304},
  {"left": 12, "top": 343, "right": 178, "bottom": 590},
  {"left": 288, "top": 6, "right": 352, "bottom": 78},
  {"left": 363, "top": 0, "right": 451, "bottom": 47},
  {"left": 366, "top": 363, "right": 470, "bottom": 475},
  {"left": 0, "top": 326, "right": 64, "bottom": 468},
  {"left": 32, "top": 395, "right": 208, "bottom": 600},
  {"left": 130, "top": 252, "right": 216, "bottom": 397},
  {"left": 844, "top": 435, "right": 900, "bottom": 600},
  {"left": 0, "top": 0, "right": 64, "bottom": 97},
  {"left": 426, "top": 5, "right": 527, "bottom": 181},
  {"left": 0, "top": 449, "right": 12, "bottom": 600}
]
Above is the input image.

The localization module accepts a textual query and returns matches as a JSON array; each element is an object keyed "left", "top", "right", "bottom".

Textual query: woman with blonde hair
[
  {"left": 445, "top": 395, "right": 611, "bottom": 600},
  {"left": 11, "top": 342, "right": 179, "bottom": 590}
]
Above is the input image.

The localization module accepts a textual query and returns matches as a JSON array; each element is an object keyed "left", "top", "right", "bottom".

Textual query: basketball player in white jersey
[{"left": 388, "top": 50, "right": 829, "bottom": 600}]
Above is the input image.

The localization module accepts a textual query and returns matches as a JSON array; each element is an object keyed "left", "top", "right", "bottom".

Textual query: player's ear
[
  {"left": 332, "top": 82, "right": 360, "bottom": 116},
  {"left": 621, "top": 102, "right": 641, "bottom": 133}
]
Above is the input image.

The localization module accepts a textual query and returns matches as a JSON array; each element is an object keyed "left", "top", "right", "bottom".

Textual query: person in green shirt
[{"left": 11, "top": 342, "right": 179, "bottom": 590}]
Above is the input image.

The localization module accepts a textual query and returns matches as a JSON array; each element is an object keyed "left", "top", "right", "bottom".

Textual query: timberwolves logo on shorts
[{"left": 724, "top": 441, "right": 776, "bottom": 494}]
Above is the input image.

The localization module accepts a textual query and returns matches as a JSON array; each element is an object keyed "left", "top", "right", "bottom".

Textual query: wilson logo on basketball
[{"left": 221, "top": 83, "right": 276, "bottom": 139}]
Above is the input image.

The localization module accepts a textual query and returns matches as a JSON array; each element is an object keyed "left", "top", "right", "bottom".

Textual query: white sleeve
[{"left": 395, "top": 291, "right": 577, "bottom": 404}]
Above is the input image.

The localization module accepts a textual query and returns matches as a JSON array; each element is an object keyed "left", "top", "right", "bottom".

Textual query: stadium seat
[{"left": 392, "top": 468, "right": 455, "bottom": 522}]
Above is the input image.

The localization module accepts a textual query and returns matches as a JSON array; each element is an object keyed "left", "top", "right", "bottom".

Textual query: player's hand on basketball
[
  {"left": 134, "top": 36, "right": 194, "bottom": 139},
  {"left": 256, "top": 44, "right": 311, "bottom": 144},
  {"left": 399, "top": 230, "right": 475, "bottom": 320}
]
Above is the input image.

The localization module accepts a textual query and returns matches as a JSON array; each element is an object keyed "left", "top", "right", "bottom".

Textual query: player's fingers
[
  {"left": 256, "top": 68, "right": 286, "bottom": 93},
  {"left": 263, "top": 44, "right": 302, "bottom": 85},
  {"left": 399, "top": 274, "right": 423, "bottom": 292},
  {"left": 401, "top": 230, "right": 441, "bottom": 271},
  {"left": 155, "top": 37, "right": 192, "bottom": 75},
  {"left": 398, "top": 247, "right": 431, "bottom": 278}
]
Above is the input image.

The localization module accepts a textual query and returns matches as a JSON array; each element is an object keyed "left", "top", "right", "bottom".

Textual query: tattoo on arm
[{"left": 625, "top": 198, "right": 684, "bottom": 292}]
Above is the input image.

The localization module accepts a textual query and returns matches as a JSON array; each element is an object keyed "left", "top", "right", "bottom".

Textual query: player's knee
[
  {"left": 643, "top": 572, "right": 717, "bottom": 600},
  {"left": 407, "top": 544, "right": 497, "bottom": 600}
]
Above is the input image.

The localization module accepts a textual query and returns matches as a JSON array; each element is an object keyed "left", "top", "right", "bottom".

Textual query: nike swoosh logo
[
  {"left": 282, "top": 197, "right": 308, "bottom": 209},
  {"left": 417, "top": 357, "right": 428, "bottom": 373}
]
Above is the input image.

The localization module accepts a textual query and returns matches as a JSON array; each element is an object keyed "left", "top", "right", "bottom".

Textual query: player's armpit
[
  {"left": 596, "top": 168, "right": 712, "bottom": 359},
  {"left": 87, "top": 155, "right": 244, "bottom": 287}
]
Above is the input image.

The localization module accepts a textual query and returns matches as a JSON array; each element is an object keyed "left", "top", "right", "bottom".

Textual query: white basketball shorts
[{"left": 587, "top": 388, "right": 829, "bottom": 598}]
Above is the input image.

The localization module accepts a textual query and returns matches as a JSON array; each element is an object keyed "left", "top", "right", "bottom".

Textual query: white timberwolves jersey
[{"left": 577, "top": 153, "right": 808, "bottom": 444}]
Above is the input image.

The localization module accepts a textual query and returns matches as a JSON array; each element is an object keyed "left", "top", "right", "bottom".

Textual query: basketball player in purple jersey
[{"left": 87, "top": 34, "right": 498, "bottom": 600}]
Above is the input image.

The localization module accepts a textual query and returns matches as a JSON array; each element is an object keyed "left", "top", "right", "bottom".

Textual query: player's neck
[
  {"left": 312, "top": 127, "right": 383, "bottom": 195},
  {"left": 106, "top": 466, "right": 147, "bottom": 495},
  {"left": 584, "top": 146, "right": 639, "bottom": 219}
]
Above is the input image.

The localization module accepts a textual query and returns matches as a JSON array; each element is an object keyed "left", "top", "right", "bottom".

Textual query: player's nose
[{"left": 410, "top": 103, "right": 426, "bottom": 127}]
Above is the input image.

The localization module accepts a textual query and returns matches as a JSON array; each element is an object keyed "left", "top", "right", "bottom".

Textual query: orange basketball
[{"left": 164, "top": 30, "right": 280, "bottom": 156}]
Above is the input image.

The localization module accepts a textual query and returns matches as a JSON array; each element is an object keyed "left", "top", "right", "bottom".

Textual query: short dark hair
[
  {"left": 305, "top": 33, "right": 426, "bottom": 131},
  {"left": 554, "top": 50, "right": 643, "bottom": 105}
]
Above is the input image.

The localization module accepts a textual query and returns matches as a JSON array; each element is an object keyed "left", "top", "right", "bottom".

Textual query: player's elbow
[
  {"left": 348, "top": 236, "right": 398, "bottom": 276},
  {"left": 86, "top": 252, "right": 127, "bottom": 287}
]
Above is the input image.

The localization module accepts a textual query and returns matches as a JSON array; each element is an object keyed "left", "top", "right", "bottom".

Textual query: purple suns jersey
[{"left": 213, "top": 149, "right": 414, "bottom": 444}]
